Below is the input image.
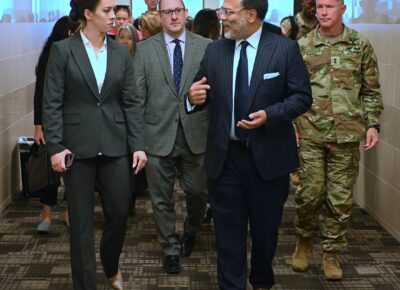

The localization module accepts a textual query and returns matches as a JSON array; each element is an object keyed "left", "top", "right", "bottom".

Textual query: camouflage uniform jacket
[
  {"left": 296, "top": 25, "right": 383, "bottom": 143},
  {"left": 281, "top": 12, "right": 318, "bottom": 41}
]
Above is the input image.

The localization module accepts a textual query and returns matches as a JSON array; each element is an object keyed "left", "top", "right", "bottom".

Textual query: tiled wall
[
  {"left": 0, "top": 23, "right": 52, "bottom": 212},
  {"left": 350, "top": 24, "right": 400, "bottom": 241}
]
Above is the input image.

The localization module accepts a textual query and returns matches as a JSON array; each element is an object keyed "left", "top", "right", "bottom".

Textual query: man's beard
[{"left": 223, "top": 17, "right": 247, "bottom": 40}]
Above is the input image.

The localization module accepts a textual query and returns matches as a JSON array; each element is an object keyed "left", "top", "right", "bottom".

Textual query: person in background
[
  {"left": 140, "top": 11, "right": 162, "bottom": 39},
  {"left": 116, "top": 23, "right": 138, "bottom": 59},
  {"left": 108, "top": 5, "right": 131, "bottom": 38},
  {"left": 191, "top": 8, "right": 220, "bottom": 40},
  {"left": 292, "top": 0, "right": 383, "bottom": 281},
  {"left": 134, "top": 0, "right": 158, "bottom": 29},
  {"left": 34, "top": 16, "right": 79, "bottom": 233},
  {"left": 43, "top": 0, "right": 147, "bottom": 289},
  {"left": 281, "top": 0, "right": 317, "bottom": 41},
  {"left": 185, "top": 15, "right": 193, "bottom": 31},
  {"left": 116, "top": 22, "right": 148, "bottom": 212}
]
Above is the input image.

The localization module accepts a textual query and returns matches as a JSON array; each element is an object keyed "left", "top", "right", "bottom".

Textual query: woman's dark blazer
[{"left": 43, "top": 33, "right": 145, "bottom": 158}]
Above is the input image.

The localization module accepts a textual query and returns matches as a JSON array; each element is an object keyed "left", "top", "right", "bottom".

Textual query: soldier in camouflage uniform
[
  {"left": 291, "top": 0, "right": 383, "bottom": 281},
  {"left": 281, "top": 0, "right": 318, "bottom": 40}
]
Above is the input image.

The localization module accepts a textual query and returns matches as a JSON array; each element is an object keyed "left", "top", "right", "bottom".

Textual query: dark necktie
[
  {"left": 173, "top": 39, "right": 183, "bottom": 94},
  {"left": 234, "top": 40, "right": 249, "bottom": 141}
]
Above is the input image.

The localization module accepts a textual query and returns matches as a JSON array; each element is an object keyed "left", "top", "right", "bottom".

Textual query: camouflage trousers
[{"left": 294, "top": 139, "right": 360, "bottom": 253}]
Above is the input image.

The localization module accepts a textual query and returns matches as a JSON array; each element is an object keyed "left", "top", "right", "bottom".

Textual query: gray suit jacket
[
  {"left": 133, "top": 31, "right": 211, "bottom": 156},
  {"left": 43, "top": 33, "right": 145, "bottom": 158}
]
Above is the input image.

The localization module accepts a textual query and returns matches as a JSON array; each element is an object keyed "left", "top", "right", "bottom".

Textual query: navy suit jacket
[{"left": 187, "top": 27, "right": 312, "bottom": 181}]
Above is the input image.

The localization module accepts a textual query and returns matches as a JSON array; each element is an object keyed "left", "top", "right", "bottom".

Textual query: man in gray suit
[{"left": 133, "top": 0, "right": 210, "bottom": 274}]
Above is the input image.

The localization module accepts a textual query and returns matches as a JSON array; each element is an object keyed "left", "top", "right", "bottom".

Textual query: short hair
[
  {"left": 242, "top": 0, "right": 268, "bottom": 20},
  {"left": 158, "top": 0, "right": 186, "bottom": 11}
]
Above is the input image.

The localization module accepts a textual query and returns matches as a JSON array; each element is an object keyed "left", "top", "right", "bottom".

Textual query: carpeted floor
[{"left": 0, "top": 185, "right": 400, "bottom": 289}]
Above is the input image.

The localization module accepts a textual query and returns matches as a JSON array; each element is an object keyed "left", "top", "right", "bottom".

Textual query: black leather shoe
[
  {"left": 163, "top": 255, "right": 180, "bottom": 274},
  {"left": 181, "top": 233, "right": 196, "bottom": 257}
]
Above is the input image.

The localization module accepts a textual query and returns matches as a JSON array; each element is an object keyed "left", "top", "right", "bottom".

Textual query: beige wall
[
  {"left": 0, "top": 23, "right": 52, "bottom": 213},
  {"left": 350, "top": 24, "right": 400, "bottom": 240}
]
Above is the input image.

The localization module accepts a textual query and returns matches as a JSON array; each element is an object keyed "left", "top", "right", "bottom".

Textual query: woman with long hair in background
[{"left": 34, "top": 15, "right": 79, "bottom": 233}]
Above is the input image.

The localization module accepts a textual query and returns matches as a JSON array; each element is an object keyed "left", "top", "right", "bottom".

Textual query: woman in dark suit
[{"left": 42, "top": 0, "right": 147, "bottom": 289}]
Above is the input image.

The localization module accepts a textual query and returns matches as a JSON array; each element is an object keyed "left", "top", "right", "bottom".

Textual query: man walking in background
[{"left": 281, "top": 0, "right": 318, "bottom": 40}]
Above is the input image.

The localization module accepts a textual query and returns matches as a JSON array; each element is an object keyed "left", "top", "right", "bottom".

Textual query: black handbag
[{"left": 26, "top": 144, "right": 60, "bottom": 193}]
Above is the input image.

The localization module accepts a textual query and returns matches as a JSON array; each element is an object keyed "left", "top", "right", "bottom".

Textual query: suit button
[
  {"left": 175, "top": 119, "right": 178, "bottom": 122},
  {"left": 97, "top": 102, "right": 101, "bottom": 107}
]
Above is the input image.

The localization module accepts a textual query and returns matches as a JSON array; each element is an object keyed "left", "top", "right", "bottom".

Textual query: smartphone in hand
[{"left": 65, "top": 153, "right": 75, "bottom": 169}]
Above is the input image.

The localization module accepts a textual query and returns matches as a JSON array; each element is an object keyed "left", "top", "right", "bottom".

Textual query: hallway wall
[
  {"left": 0, "top": 23, "right": 53, "bottom": 212},
  {"left": 350, "top": 24, "right": 400, "bottom": 241}
]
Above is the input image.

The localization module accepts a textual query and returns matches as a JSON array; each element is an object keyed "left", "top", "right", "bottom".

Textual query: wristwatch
[{"left": 368, "top": 124, "right": 380, "bottom": 133}]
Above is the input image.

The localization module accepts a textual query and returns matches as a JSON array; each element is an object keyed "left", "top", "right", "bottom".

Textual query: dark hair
[
  {"left": 242, "top": 0, "right": 268, "bottom": 20},
  {"left": 192, "top": 9, "right": 220, "bottom": 40},
  {"left": 35, "top": 16, "right": 76, "bottom": 76},
  {"left": 114, "top": 5, "right": 131, "bottom": 17},
  {"left": 158, "top": 0, "right": 186, "bottom": 11},
  {"left": 69, "top": 0, "right": 101, "bottom": 24}
]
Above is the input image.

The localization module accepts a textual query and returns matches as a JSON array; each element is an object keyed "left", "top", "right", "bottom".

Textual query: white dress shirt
[
  {"left": 80, "top": 30, "right": 108, "bottom": 94},
  {"left": 230, "top": 25, "right": 262, "bottom": 139}
]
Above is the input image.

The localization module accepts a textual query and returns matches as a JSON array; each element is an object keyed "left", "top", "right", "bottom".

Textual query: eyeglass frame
[
  {"left": 160, "top": 7, "right": 187, "bottom": 17},
  {"left": 216, "top": 7, "right": 248, "bottom": 17}
]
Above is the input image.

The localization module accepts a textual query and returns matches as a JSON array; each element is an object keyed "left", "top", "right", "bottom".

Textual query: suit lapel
[
  {"left": 100, "top": 36, "right": 117, "bottom": 99},
  {"left": 70, "top": 33, "right": 100, "bottom": 100},
  {"left": 154, "top": 33, "right": 177, "bottom": 96},
  {"left": 247, "top": 29, "right": 276, "bottom": 111},
  {"left": 179, "top": 31, "right": 195, "bottom": 97},
  {"left": 224, "top": 40, "right": 235, "bottom": 116}
]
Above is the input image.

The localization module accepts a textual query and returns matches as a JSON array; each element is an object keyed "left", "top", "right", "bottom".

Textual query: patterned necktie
[
  {"left": 173, "top": 39, "right": 183, "bottom": 94},
  {"left": 235, "top": 40, "right": 249, "bottom": 141}
]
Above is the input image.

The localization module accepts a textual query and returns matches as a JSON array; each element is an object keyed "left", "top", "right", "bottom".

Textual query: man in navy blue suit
[{"left": 187, "top": 0, "right": 312, "bottom": 289}]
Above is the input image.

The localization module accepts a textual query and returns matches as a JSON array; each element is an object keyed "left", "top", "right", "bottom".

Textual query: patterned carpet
[{"left": 0, "top": 185, "right": 400, "bottom": 290}]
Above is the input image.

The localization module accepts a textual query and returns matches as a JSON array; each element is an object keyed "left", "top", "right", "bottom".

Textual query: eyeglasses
[
  {"left": 160, "top": 8, "right": 186, "bottom": 17},
  {"left": 216, "top": 7, "right": 245, "bottom": 17}
]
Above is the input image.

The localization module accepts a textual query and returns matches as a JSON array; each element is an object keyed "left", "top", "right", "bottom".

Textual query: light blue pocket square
[{"left": 263, "top": 72, "right": 280, "bottom": 80}]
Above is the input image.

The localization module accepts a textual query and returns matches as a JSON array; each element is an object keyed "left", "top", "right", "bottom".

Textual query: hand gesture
[
  {"left": 188, "top": 77, "right": 210, "bottom": 106},
  {"left": 237, "top": 110, "right": 267, "bottom": 129}
]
